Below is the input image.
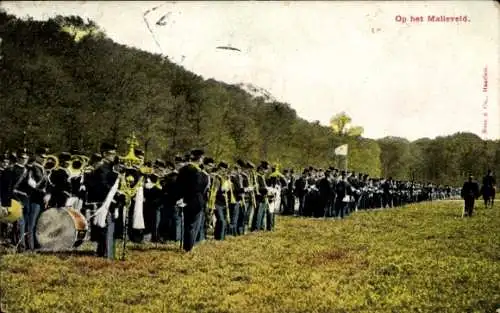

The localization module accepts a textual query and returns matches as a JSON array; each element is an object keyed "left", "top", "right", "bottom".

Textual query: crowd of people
[{"left": 0, "top": 136, "right": 493, "bottom": 260}]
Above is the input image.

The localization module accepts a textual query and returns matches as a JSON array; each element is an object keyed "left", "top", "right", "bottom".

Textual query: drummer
[{"left": 26, "top": 147, "right": 49, "bottom": 251}]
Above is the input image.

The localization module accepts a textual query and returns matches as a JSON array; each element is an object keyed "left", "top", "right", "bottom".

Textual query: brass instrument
[
  {"left": 43, "top": 155, "right": 59, "bottom": 171},
  {"left": 68, "top": 155, "right": 89, "bottom": 176},
  {"left": 117, "top": 133, "right": 144, "bottom": 261},
  {"left": 119, "top": 133, "right": 143, "bottom": 170},
  {"left": 0, "top": 199, "right": 22, "bottom": 223}
]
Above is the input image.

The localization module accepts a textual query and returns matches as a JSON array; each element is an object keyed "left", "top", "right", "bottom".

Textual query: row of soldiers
[
  {"left": 0, "top": 141, "right": 466, "bottom": 259},
  {"left": 0, "top": 142, "right": 289, "bottom": 258},
  {"left": 276, "top": 168, "right": 462, "bottom": 218}
]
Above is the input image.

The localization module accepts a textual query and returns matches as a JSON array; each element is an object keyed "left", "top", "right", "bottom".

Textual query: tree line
[{"left": 0, "top": 12, "right": 498, "bottom": 186}]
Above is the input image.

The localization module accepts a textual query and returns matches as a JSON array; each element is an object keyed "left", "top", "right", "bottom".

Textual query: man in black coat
[
  {"left": 461, "top": 175, "right": 480, "bottom": 217},
  {"left": 91, "top": 143, "right": 121, "bottom": 259},
  {"left": 175, "top": 149, "right": 209, "bottom": 252}
]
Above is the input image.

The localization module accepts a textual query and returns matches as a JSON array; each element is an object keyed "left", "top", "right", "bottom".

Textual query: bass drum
[{"left": 35, "top": 207, "right": 88, "bottom": 251}]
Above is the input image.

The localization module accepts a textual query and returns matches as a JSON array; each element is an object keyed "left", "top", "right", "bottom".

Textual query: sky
[{"left": 1, "top": 1, "right": 499, "bottom": 141}]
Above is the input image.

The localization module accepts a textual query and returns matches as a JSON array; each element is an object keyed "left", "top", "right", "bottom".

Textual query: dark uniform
[
  {"left": 47, "top": 152, "right": 72, "bottom": 208},
  {"left": 175, "top": 149, "right": 209, "bottom": 252},
  {"left": 481, "top": 170, "right": 496, "bottom": 208},
  {"left": 91, "top": 143, "right": 120, "bottom": 259},
  {"left": 461, "top": 175, "right": 480, "bottom": 217}
]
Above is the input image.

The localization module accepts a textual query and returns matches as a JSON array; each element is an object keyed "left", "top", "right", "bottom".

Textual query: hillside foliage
[{"left": 0, "top": 12, "right": 498, "bottom": 185}]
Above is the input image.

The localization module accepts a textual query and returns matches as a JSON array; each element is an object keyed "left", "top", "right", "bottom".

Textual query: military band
[{"left": 0, "top": 134, "right": 477, "bottom": 260}]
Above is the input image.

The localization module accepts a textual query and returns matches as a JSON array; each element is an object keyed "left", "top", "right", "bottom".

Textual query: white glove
[
  {"left": 43, "top": 194, "right": 51, "bottom": 204},
  {"left": 0, "top": 206, "right": 9, "bottom": 218},
  {"left": 114, "top": 210, "right": 119, "bottom": 219},
  {"left": 145, "top": 182, "right": 154, "bottom": 189},
  {"left": 176, "top": 199, "right": 185, "bottom": 207},
  {"left": 28, "top": 177, "right": 37, "bottom": 188}
]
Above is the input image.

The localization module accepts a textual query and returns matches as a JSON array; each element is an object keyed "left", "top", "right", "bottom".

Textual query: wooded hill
[{"left": 0, "top": 12, "right": 498, "bottom": 186}]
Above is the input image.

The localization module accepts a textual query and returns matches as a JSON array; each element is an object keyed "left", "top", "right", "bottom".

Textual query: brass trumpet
[
  {"left": 68, "top": 155, "right": 89, "bottom": 176},
  {"left": 43, "top": 155, "right": 60, "bottom": 171}
]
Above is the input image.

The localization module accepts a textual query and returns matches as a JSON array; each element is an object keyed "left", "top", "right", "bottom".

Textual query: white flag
[{"left": 334, "top": 144, "right": 348, "bottom": 156}]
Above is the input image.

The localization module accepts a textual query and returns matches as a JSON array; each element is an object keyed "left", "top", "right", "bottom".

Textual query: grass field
[{"left": 1, "top": 201, "right": 499, "bottom": 313}]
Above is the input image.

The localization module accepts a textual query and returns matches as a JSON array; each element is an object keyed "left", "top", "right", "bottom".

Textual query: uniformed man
[
  {"left": 26, "top": 147, "right": 49, "bottom": 250},
  {"left": 47, "top": 152, "right": 72, "bottom": 208},
  {"left": 294, "top": 169, "right": 308, "bottom": 217},
  {"left": 92, "top": 142, "right": 121, "bottom": 259},
  {"left": 175, "top": 149, "right": 209, "bottom": 252},
  {"left": 210, "top": 161, "right": 228, "bottom": 240},
  {"left": 160, "top": 160, "right": 181, "bottom": 242},
  {"left": 0, "top": 149, "right": 30, "bottom": 251},
  {"left": 461, "top": 174, "right": 480, "bottom": 217},
  {"left": 252, "top": 161, "right": 271, "bottom": 231},
  {"left": 481, "top": 169, "right": 496, "bottom": 209}
]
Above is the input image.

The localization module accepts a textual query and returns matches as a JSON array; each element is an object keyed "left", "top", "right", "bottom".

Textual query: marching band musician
[
  {"left": 46, "top": 152, "right": 72, "bottom": 208},
  {"left": 199, "top": 157, "right": 215, "bottom": 241},
  {"left": 81, "top": 153, "right": 103, "bottom": 241},
  {"left": 25, "top": 147, "right": 50, "bottom": 249},
  {"left": 244, "top": 161, "right": 257, "bottom": 231},
  {"left": 160, "top": 159, "right": 181, "bottom": 242},
  {"left": 226, "top": 164, "right": 240, "bottom": 236},
  {"left": 209, "top": 162, "right": 228, "bottom": 240},
  {"left": 0, "top": 152, "right": 16, "bottom": 244},
  {"left": 175, "top": 149, "right": 209, "bottom": 252},
  {"left": 251, "top": 161, "right": 270, "bottom": 231},
  {"left": 233, "top": 160, "right": 248, "bottom": 236},
  {"left": 92, "top": 142, "right": 121, "bottom": 259},
  {"left": 5, "top": 149, "right": 30, "bottom": 251},
  {"left": 144, "top": 159, "right": 166, "bottom": 242},
  {"left": 266, "top": 165, "right": 287, "bottom": 224}
]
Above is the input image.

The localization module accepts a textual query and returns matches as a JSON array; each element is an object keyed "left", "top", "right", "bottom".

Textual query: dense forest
[{"left": 0, "top": 11, "right": 498, "bottom": 186}]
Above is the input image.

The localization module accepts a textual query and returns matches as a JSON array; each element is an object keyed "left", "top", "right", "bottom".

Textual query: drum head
[{"left": 36, "top": 207, "right": 78, "bottom": 251}]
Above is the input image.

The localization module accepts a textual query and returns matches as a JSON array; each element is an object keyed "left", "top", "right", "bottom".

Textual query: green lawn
[{"left": 1, "top": 201, "right": 499, "bottom": 313}]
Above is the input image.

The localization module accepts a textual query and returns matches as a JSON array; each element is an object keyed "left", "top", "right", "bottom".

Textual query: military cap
[
  {"left": 144, "top": 160, "right": 153, "bottom": 167},
  {"left": 165, "top": 161, "right": 175, "bottom": 169},
  {"left": 283, "top": 169, "right": 289, "bottom": 174},
  {"left": 236, "top": 159, "right": 247, "bottom": 168},
  {"left": 246, "top": 161, "right": 255, "bottom": 169},
  {"left": 260, "top": 161, "right": 269, "bottom": 169},
  {"left": 16, "top": 148, "right": 28, "bottom": 158},
  {"left": 154, "top": 159, "right": 166, "bottom": 168},
  {"left": 35, "top": 147, "right": 49, "bottom": 158},
  {"left": 183, "top": 153, "right": 191, "bottom": 162},
  {"left": 218, "top": 161, "right": 229, "bottom": 169},
  {"left": 59, "top": 152, "right": 71, "bottom": 162},
  {"left": 134, "top": 149, "right": 145, "bottom": 158},
  {"left": 100, "top": 142, "right": 116, "bottom": 153},
  {"left": 341, "top": 170, "right": 346, "bottom": 176},
  {"left": 174, "top": 155, "right": 183, "bottom": 163},
  {"left": 190, "top": 149, "right": 204, "bottom": 158}
]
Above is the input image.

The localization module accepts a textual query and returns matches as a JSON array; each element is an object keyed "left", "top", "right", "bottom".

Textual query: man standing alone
[{"left": 461, "top": 175, "right": 480, "bottom": 217}]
